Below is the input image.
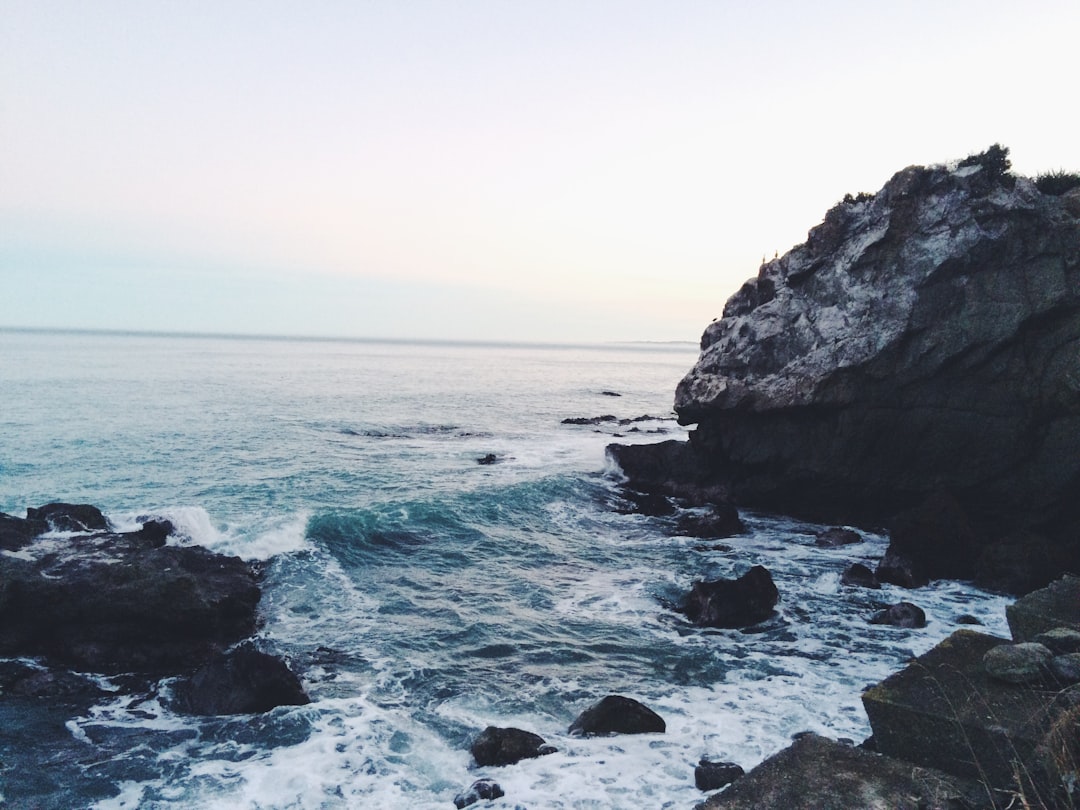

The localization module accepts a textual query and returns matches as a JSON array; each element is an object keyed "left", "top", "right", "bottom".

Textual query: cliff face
[{"left": 619, "top": 153, "right": 1080, "bottom": 545}]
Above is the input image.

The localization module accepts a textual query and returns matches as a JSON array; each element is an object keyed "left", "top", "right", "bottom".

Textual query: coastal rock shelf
[{"left": 610, "top": 147, "right": 1080, "bottom": 590}]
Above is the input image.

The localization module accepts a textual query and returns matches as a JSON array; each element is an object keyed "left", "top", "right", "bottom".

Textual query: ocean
[{"left": 0, "top": 329, "right": 1012, "bottom": 809}]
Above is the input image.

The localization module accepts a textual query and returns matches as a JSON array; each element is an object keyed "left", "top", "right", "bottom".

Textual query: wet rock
[
  {"left": 675, "top": 505, "right": 745, "bottom": 539},
  {"left": 974, "top": 530, "right": 1060, "bottom": 595},
  {"left": 0, "top": 661, "right": 109, "bottom": 699},
  {"left": 680, "top": 566, "right": 779, "bottom": 629},
  {"left": 869, "top": 602, "right": 926, "bottom": 628},
  {"left": 983, "top": 642, "right": 1053, "bottom": 684},
  {"left": 453, "top": 778, "right": 504, "bottom": 808},
  {"left": 695, "top": 759, "right": 745, "bottom": 791},
  {"left": 476, "top": 453, "right": 499, "bottom": 465},
  {"left": 470, "top": 726, "right": 555, "bottom": 767},
  {"left": 562, "top": 415, "right": 618, "bottom": 425},
  {"left": 840, "top": 563, "right": 880, "bottom": 589},
  {"left": 956, "top": 614, "right": 983, "bottom": 625},
  {"left": 25, "top": 502, "right": 108, "bottom": 532},
  {"left": 875, "top": 549, "right": 929, "bottom": 590},
  {"left": 169, "top": 644, "right": 309, "bottom": 715},
  {"left": 814, "top": 527, "right": 862, "bottom": 547},
  {"left": 881, "top": 492, "right": 977, "bottom": 585},
  {"left": 615, "top": 488, "right": 676, "bottom": 517},
  {"left": 0, "top": 511, "right": 47, "bottom": 551},
  {"left": 601, "top": 390, "right": 622, "bottom": 397},
  {"left": 568, "top": 694, "right": 665, "bottom": 736}
]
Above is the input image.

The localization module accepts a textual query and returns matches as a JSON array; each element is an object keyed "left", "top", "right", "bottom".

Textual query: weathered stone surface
[
  {"left": 863, "top": 629, "right": 1071, "bottom": 794},
  {"left": 869, "top": 602, "right": 926, "bottom": 629},
  {"left": 169, "top": 644, "right": 309, "bottom": 715},
  {"left": 1007, "top": 574, "right": 1080, "bottom": 641},
  {"left": 612, "top": 152, "right": 1080, "bottom": 573},
  {"left": 1050, "top": 653, "right": 1080, "bottom": 685},
  {"left": 840, "top": 563, "right": 880, "bottom": 589},
  {"left": 983, "top": 642, "right": 1053, "bottom": 684},
  {"left": 696, "top": 733, "right": 988, "bottom": 809},
  {"left": 469, "top": 726, "right": 554, "bottom": 767},
  {"left": 679, "top": 566, "right": 779, "bottom": 629},
  {"left": 0, "top": 513, "right": 261, "bottom": 674},
  {"left": 1034, "top": 626, "right": 1080, "bottom": 655},
  {"left": 814, "top": 527, "right": 861, "bottom": 547},
  {"left": 453, "top": 778, "right": 504, "bottom": 808},
  {"left": 568, "top": 695, "right": 665, "bottom": 736},
  {"left": 695, "top": 759, "right": 744, "bottom": 791}
]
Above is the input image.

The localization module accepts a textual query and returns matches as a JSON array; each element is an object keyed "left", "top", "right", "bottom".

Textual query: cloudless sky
[{"left": 2, "top": 1, "right": 1078, "bottom": 343}]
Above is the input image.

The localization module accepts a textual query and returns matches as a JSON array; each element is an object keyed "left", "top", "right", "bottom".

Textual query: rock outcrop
[
  {"left": 568, "top": 694, "right": 666, "bottom": 736},
  {"left": 679, "top": 565, "right": 779, "bottom": 628},
  {"left": 610, "top": 148, "right": 1080, "bottom": 586}
]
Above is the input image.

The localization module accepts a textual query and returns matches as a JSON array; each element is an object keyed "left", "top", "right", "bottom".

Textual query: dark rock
[
  {"left": 869, "top": 602, "right": 926, "bottom": 628},
  {"left": 169, "top": 644, "right": 309, "bottom": 715},
  {"left": 568, "top": 694, "right": 665, "bottom": 736},
  {"left": 0, "top": 511, "right": 47, "bottom": 550},
  {"left": 453, "top": 778, "right": 504, "bottom": 808},
  {"left": 883, "top": 492, "right": 978, "bottom": 584},
  {"left": 470, "top": 726, "right": 554, "bottom": 767},
  {"left": 974, "top": 530, "right": 1060, "bottom": 595},
  {"left": 875, "top": 549, "right": 929, "bottom": 589},
  {"left": 983, "top": 642, "right": 1053, "bottom": 684},
  {"left": 1050, "top": 653, "right": 1080, "bottom": 685},
  {"left": 814, "top": 527, "right": 862, "bottom": 547},
  {"left": 26, "top": 503, "right": 108, "bottom": 532},
  {"left": 1034, "top": 627, "right": 1080, "bottom": 655},
  {"left": 562, "top": 415, "right": 618, "bottom": 425},
  {"left": 840, "top": 563, "right": 880, "bottom": 589},
  {"left": 606, "top": 440, "right": 730, "bottom": 505},
  {"left": 615, "top": 488, "right": 676, "bottom": 517},
  {"left": 601, "top": 390, "right": 622, "bottom": 397},
  {"left": 0, "top": 534, "right": 261, "bottom": 674},
  {"left": 613, "top": 155, "right": 1080, "bottom": 576},
  {"left": 675, "top": 505, "right": 745, "bottom": 539},
  {"left": 1007, "top": 574, "right": 1080, "bottom": 641},
  {"left": 0, "top": 661, "right": 109, "bottom": 699},
  {"left": 696, "top": 732, "right": 988, "bottom": 810},
  {"left": 680, "top": 566, "right": 779, "bottom": 629},
  {"left": 695, "top": 758, "right": 745, "bottom": 791},
  {"left": 956, "top": 614, "right": 983, "bottom": 625},
  {"left": 476, "top": 453, "right": 499, "bottom": 465}
]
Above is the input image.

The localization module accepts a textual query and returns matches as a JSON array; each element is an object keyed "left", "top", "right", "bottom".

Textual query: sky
[{"left": 2, "top": 1, "right": 1078, "bottom": 344}]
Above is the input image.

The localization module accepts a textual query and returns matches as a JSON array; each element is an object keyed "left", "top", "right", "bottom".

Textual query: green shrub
[
  {"left": 1035, "top": 169, "right": 1080, "bottom": 196},
  {"left": 960, "top": 143, "right": 1012, "bottom": 179}
]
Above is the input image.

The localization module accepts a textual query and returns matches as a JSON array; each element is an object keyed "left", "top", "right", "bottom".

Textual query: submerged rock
[
  {"left": 840, "top": 563, "right": 880, "bottom": 589},
  {"left": 869, "top": 602, "right": 927, "bottom": 629},
  {"left": 695, "top": 759, "right": 745, "bottom": 791},
  {"left": 675, "top": 504, "right": 745, "bottom": 539},
  {"left": 453, "top": 778, "right": 504, "bottom": 808},
  {"left": 814, "top": 527, "right": 862, "bottom": 547},
  {"left": 169, "top": 644, "right": 309, "bottom": 715},
  {"left": 611, "top": 149, "right": 1080, "bottom": 581},
  {"left": 469, "top": 726, "right": 555, "bottom": 766},
  {"left": 568, "top": 694, "right": 665, "bottom": 736},
  {"left": 680, "top": 566, "right": 779, "bottom": 629}
]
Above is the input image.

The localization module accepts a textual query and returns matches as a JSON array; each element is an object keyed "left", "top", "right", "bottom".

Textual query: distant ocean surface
[{"left": 0, "top": 329, "right": 1011, "bottom": 809}]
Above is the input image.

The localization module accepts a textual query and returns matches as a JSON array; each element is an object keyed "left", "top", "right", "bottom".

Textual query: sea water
[{"left": 0, "top": 329, "right": 1012, "bottom": 809}]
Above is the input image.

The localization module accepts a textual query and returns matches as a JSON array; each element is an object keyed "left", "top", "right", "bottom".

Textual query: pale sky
[{"left": 2, "top": 0, "right": 1077, "bottom": 343}]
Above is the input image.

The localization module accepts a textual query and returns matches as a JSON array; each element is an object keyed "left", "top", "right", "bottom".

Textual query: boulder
[
  {"left": 1007, "top": 574, "right": 1080, "bottom": 642},
  {"left": 983, "top": 642, "right": 1053, "bottom": 684},
  {"left": 469, "top": 726, "right": 555, "bottom": 767},
  {"left": 568, "top": 695, "right": 665, "bottom": 736},
  {"left": 1034, "top": 627, "right": 1080, "bottom": 655},
  {"left": 169, "top": 644, "right": 309, "bottom": 715},
  {"left": 453, "top": 778, "right": 504, "bottom": 809},
  {"left": 814, "top": 527, "right": 862, "bottom": 547},
  {"left": 695, "top": 759, "right": 745, "bottom": 791},
  {"left": 675, "top": 504, "right": 745, "bottom": 538},
  {"left": 869, "top": 602, "right": 926, "bottom": 629},
  {"left": 840, "top": 563, "right": 880, "bottom": 589},
  {"left": 0, "top": 514, "right": 261, "bottom": 674},
  {"left": 1050, "top": 653, "right": 1080, "bottom": 685},
  {"left": 680, "top": 566, "right": 779, "bottom": 629},
  {"left": 611, "top": 150, "right": 1080, "bottom": 575}
]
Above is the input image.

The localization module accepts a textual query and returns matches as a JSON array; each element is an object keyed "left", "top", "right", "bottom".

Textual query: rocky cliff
[{"left": 611, "top": 148, "right": 1080, "bottom": 580}]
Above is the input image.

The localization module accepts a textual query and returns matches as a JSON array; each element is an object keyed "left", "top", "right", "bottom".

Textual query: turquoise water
[{"left": 0, "top": 330, "right": 1012, "bottom": 809}]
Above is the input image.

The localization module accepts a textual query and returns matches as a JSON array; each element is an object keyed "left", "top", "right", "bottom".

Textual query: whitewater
[{"left": 0, "top": 329, "right": 1012, "bottom": 809}]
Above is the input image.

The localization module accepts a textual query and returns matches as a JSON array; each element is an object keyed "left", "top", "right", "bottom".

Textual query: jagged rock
[
  {"left": 0, "top": 511, "right": 260, "bottom": 674},
  {"left": 675, "top": 505, "right": 745, "bottom": 538},
  {"left": 568, "top": 695, "right": 665, "bottom": 736},
  {"left": 25, "top": 503, "right": 108, "bottom": 532},
  {"left": 453, "top": 778, "right": 504, "bottom": 808},
  {"left": 169, "top": 644, "right": 309, "bottom": 715},
  {"left": 695, "top": 759, "right": 744, "bottom": 791},
  {"left": 840, "top": 563, "right": 880, "bottom": 589},
  {"left": 983, "top": 642, "right": 1053, "bottom": 684},
  {"left": 611, "top": 151, "right": 1080, "bottom": 575},
  {"left": 469, "top": 726, "right": 555, "bottom": 766},
  {"left": 814, "top": 527, "right": 862, "bottom": 547},
  {"left": 869, "top": 602, "right": 926, "bottom": 628},
  {"left": 680, "top": 566, "right": 779, "bottom": 628}
]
